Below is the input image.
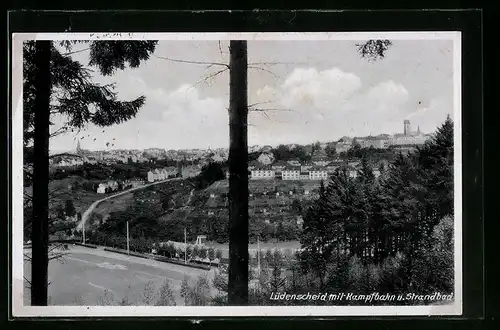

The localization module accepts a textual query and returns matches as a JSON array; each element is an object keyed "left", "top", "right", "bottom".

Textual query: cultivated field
[{"left": 206, "top": 179, "right": 323, "bottom": 194}]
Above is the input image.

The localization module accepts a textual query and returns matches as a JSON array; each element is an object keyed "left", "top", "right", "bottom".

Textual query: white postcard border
[{"left": 11, "top": 31, "right": 463, "bottom": 317}]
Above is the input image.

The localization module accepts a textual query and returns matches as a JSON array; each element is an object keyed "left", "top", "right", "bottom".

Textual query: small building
[
  {"left": 356, "top": 136, "right": 387, "bottom": 149},
  {"left": 257, "top": 152, "right": 275, "bottom": 165},
  {"left": 282, "top": 166, "right": 300, "bottom": 180},
  {"left": 300, "top": 172, "right": 310, "bottom": 180},
  {"left": 97, "top": 183, "right": 107, "bottom": 194},
  {"left": 147, "top": 170, "right": 155, "bottom": 183},
  {"left": 250, "top": 166, "right": 275, "bottom": 180},
  {"left": 309, "top": 166, "right": 328, "bottom": 180}
]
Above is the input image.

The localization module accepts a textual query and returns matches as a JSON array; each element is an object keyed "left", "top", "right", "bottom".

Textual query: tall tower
[
  {"left": 417, "top": 125, "right": 421, "bottom": 134},
  {"left": 404, "top": 120, "right": 411, "bottom": 135},
  {"left": 76, "top": 140, "right": 82, "bottom": 154}
]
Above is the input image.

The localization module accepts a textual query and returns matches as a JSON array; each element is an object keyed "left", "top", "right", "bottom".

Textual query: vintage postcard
[{"left": 11, "top": 32, "right": 462, "bottom": 317}]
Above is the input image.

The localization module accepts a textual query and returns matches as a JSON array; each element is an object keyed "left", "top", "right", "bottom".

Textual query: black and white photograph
[{"left": 11, "top": 32, "right": 462, "bottom": 316}]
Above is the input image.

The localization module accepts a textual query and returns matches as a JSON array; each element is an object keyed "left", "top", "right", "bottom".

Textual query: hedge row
[
  {"left": 73, "top": 242, "right": 98, "bottom": 249},
  {"left": 103, "top": 247, "right": 211, "bottom": 270}
]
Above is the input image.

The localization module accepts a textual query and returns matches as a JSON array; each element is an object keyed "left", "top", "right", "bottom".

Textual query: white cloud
[
  {"left": 249, "top": 68, "right": 414, "bottom": 143},
  {"left": 365, "top": 80, "right": 409, "bottom": 108},
  {"left": 50, "top": 83, "right": 228, "bottom": 151},
  {"left": 280, "top": 67, "right": 362, "bottom": 110},
  {"left": 148, "top": 84, "right": 228, "bottom": 149}
]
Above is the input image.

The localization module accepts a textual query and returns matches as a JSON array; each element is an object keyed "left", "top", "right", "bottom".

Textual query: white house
[
  {"left": 282, "top": 166, "right": 300, "bottom": 180},
  {"left": 147, "top": 170, "right": 155, "bottom": 182},
  {"left": 250, "top": 166, "right": 275, "bottom": 180},
  {"left": 97, "top": 183, "right": 107, "bottom": 194},
  {"left": 257, "top": 152, "right": 275, "bottom": 165},
  {"left": 309, "top": 167, "right": 328, "bottom": 180}
]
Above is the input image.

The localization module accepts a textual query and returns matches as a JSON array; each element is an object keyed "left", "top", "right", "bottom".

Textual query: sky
[{"left": 48, "top": 39, "right": 455, "bottom": 153}]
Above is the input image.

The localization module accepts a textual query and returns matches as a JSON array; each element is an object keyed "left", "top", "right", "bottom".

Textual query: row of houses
[
  {"left": 96, "top": 179, "right": 143, "bottom": 194},
  {"left": 249, "top": 160, "right": 382, "bottom": 181},
  {"left": 146, "top": 167, "right": 179, "bottom": 182},
  {"left": 334, "top": 120, "right": 433, "bottom": 153}
]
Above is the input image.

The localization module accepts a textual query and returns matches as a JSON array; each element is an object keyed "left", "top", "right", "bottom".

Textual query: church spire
[
  {"left": 76, "top": 140, "right": 81, "bottom": 154},
  {"left": 417, "top": 125, "right": 421, "bottom": 134}
]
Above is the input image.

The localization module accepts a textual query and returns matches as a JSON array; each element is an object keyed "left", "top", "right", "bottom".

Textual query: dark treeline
[
  {"left": 340, "top": 144, "right": 396, "bottom": 163},
  {"left": 203, "top": 117, "right": 454, "bottom": 306},
  {"left": 85, "top": 198, "right": 299, "bottom": 246},
  {"left": 195, "top": 162, "right": 226, "bottom": 190},
  {"left": 249, "top": 143, "right": 397, "bottom": 164},
  {"left": 296, "top": 116, "right": 454, "bottom": 299},
  {"left": 49, "top": 158, "right": 192, "bottom": 182}
]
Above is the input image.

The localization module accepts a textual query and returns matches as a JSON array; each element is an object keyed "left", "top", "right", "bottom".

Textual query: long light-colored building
[
  {"left": 282, "top": 166, "right": 300, "bottom": 180},
  {"left": 309, "top": 167, "right": 328, "bottom": 180},
  {"left": 250, "top": 166, "right": 275, "bottom": 180},
  {"left": 388, "top": 121, "right": 431, "bottom": 146},
  {"left": 147, "top": 167, "right": 178, "bottom": 182}
]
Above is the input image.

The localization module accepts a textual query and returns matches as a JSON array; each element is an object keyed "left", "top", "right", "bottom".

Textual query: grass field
[
  {"left": 92, "top": 178, "right": 195, "bottom": 222},
  {"left": 93, "top": 193, "right": 134, "bottom": 221},
  {"left": 23, "top": 246, "right": 214, "bottom": 306},
  {"left": 25, "top": 176, "right": 104, "bottom": 215}
]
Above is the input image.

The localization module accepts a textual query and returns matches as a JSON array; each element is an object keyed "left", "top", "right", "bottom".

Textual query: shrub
[
  {"left": 215, "top": 249, "right": 223, "bottom": 261},
  {"left": 199, "top": 247, "right": 208, "bottom": 260},
  {"left": 140, "top": 281, "right": 156, "bottom": 306},
  {"left": 155, "top": 280, "right": 176, "bottom": 306}
]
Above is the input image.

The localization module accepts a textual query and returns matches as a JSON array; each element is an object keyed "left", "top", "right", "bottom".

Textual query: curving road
[{"left": 76, "top": 177, "right": 183, "bottom": 232}]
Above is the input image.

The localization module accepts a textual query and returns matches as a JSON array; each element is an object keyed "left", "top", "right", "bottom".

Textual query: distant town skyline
[
  {"left": 48, "top": 39, "right": 455, "bottom": 153},
  {"left": 60, "top": 117, "right": 434, "bottom": 154}
]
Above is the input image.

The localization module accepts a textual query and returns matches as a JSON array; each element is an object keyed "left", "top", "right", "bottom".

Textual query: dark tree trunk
[
  {"left": 227, "top": 40, "right": 248, "bottom": 305},
  {"left": 31, "top": 41, "right": 51, "bottom": 306}
]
